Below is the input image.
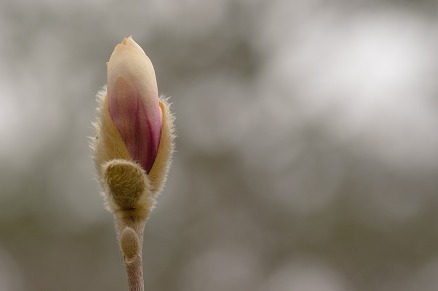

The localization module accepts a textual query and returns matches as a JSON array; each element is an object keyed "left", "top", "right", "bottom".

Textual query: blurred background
[{"left": 1, "top": 0, "right": 438, "bottom": 290}]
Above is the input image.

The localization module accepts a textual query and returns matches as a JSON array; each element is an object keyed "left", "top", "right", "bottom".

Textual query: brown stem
[
  {"left": 125, "top": 255, "right": 144, "bottom": 291},
  {"left": 117, "top": 217, "right": 146, "bottom": 291}
]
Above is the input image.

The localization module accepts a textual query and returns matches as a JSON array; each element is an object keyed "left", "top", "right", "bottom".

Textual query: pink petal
[{"left": 109, "top": 77, "right": 162, "bottom": 173}]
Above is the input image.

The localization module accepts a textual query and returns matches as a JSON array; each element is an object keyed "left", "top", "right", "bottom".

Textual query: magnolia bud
[
  {"left": 91, "top": 36, "right": 174, "bottom": 291},
  {"left": 92, "top": 36, "right": 175, "bottom": 217}
]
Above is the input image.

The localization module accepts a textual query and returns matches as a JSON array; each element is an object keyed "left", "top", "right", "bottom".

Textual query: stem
[
  {"left": 117, "top": 217, "right": 146, "bottom": 291},
  {"left": 125, "top": 255, "right": 144, "bottom": 291}
]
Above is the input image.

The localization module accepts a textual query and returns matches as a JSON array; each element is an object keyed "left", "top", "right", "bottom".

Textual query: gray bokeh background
[{"left": 1, "top": 1, "right": 438, "bottom": 290}]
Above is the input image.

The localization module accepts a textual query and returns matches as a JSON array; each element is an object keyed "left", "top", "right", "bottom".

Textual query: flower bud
[{"left": 92, "top": 37, "right": 175, "bottom": 216}]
